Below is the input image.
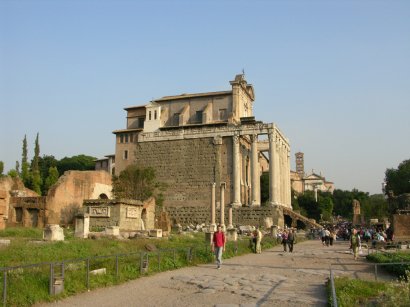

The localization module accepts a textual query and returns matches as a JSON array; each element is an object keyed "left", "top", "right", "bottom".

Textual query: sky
[{"left": 1, "top": 0, "right": 409, "bottom": 195}]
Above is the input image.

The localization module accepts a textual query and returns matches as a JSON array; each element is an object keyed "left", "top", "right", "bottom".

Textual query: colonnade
[
  {"left": 232, "top": 129, "right": 291, "bottom": 208},
  {"left": 210, "top": 128, "right": 292, "bottom": 229}
]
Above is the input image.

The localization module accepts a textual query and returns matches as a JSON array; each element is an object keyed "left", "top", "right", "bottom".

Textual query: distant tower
[{"left": 295, "top": 152, "right": 304, "bottom": 177}]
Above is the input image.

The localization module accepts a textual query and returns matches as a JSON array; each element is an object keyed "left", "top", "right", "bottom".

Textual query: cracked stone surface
[{"left": 36, "top": 240, "right": 392, "bottom": 307}]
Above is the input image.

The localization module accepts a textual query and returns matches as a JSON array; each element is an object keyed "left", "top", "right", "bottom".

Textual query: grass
[
  {"left": 328, "top": 276, "right": 410, "bottom": 307},
  {"left": 0, "top": 227, "right": 282, "bottom": 306},
  {"left": 366, "top": 251, "right": 410, "bottom": 279}
]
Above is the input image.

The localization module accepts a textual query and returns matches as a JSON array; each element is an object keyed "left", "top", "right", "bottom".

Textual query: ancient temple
[{"left": 113, "top": 74, "right": 291, "bottom": 211}]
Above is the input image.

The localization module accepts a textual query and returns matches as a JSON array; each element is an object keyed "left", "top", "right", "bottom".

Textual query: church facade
[{"left": 113, "top": 74, "right": 291, "bottom": 210}]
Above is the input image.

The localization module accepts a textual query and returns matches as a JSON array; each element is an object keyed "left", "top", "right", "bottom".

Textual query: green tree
[
  {"left": 30, "top": 133, "right": 42, "bottom": 194},
  {"left": 57, "top": 155, "right": 96, "bottom": 175},
  {"left": 0, "top": 161, "right": 4, "bottom": 177},
  {"left": 44, "top": 166, "right": 59, "bottom": 192},
  {"left": 112, "top": 165, "right": 165, "bottom": 202},
  {"left": 384, "top": 159, "right": 410, "bottom": 196},
  {"left": 7, "top": 169, "right": 19, "bottom": 178},
  {"left": 15, "top": 161, "right": 20, "bottom": 175},
  {"left": 21, "top": 135, "right": 30, "bottom": 186},
  {"left": 38, "top": 155, "right": 58, "bottom": 194}
]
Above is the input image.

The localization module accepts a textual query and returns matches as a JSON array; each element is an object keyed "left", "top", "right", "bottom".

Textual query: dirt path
[{"left": 37, "top": 239, "right": 385, "bottom": 307}]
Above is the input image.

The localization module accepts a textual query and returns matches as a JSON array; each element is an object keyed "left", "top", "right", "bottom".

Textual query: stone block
[
  {"left": 105, "top": 226, "right": 120, "bottom": 236},
  {"left": 149, "top": 229, "right": 162, "bottom": 237},
  {"left": 90, "top": 268, "right": 106, "bottom": 275},
  {"left": 74, "top": 214, "right": 90, "bottom": 238},
  {"left": 0, "top": 239, "right": 11, "bottom": 246},
  {"left": 43, "top": 224, "right": 65, "bottom": 241},
  {"left": 226, "top": 228, "right": 237, "bottom": 241}
]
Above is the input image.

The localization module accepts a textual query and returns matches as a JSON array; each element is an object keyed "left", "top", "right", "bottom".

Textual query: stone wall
[
  {"left": 46, "top": 171, "right": 112, "bottom": 224},
  {"left": 393, "top": 214, "right": 410, "bottom": 239},
  {"left": 84, "top": 198, "right": 155, "bottom": 231},
  {"left": 164, "top": 205, "right": 284, "bottom": 228},
  {"left": 0, "top": 177, "right": 38, "bottom": 228},
  {"left": 133, "top": 137, "right": 234, "bottom": 207}
]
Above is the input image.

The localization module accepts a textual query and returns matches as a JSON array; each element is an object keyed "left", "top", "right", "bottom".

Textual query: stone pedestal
[
  {"left": 149, "top": 229, "right": 163, "bottom": 238},
  {"left": 75, "top": 213, "right": 90, "bottom": 238},
  {"left": 43, "top": 224, "right": 65, "bottom": 241},
  {"left": 105, "top": 226, "right": 120, "bottom": 236},
  {"left": 226, "top": 228, "right": 237, "bottom": 241},
  {"left": 270, "top": 225, "right": 278, "bottom": 238}
]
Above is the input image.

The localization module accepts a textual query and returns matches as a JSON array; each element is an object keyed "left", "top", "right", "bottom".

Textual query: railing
[
  {"left": 0, "top": 246, "right": 195, "bottom": 307},
  {"left": 329, "top": 261, "right": 410, "bottom": 307}
]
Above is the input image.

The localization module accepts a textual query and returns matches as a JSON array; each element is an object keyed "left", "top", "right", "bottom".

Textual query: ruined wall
[
  {"left": 133, "top": 137, "right": 233, "bottom": 207},
  {"left": 393, "top": 214, "right": 410, "bottom": 239},
  {"left": 84, "top": 198, "right": 155, "bottom": 231},
  {"left": 46, "top": 171, "right": 112, "bottom": 224},
  {"left": 0, "top": 177, "right": 38, "bottom": 228},
  {"left": 164, "top": 205, "right": 284, "bottom": 228}
]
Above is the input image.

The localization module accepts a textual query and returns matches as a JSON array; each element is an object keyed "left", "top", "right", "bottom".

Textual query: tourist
[
  {"left": 287, "top": 229, "right": 295, "bottom": 252},
  {"left": 325, "top": 228, "right": 331, "bottom": 246},
  {"left": 282, "top": 229, "right": 288, "bottom": 252},
  {"left": 350, "top": 228, "right": 361, "bottom": 260},
  {"left": 211, "top": 224, "right": 226, "bottom": 269},
  {"left": 320, "top": 228, "right": 326, "bottom": 246},
  {"left": 329, "top": 229, "right": 335, "bottom": 246}
]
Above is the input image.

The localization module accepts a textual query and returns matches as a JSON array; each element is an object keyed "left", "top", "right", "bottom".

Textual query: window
[
  {"left": 154, "top": 110, "right": 157, "bottom": 120},
  {"left": 149, "top": 111, "right": 152, "bottom": 120},
  {"left": 173, "top": 113, "right": 180, "bottom": 126},
  {"left": 125, "top": 134, "right": 129, "bottom": 143},
  {"left": 120, "top": 135, "right": 124, "bottom": 143},
  {"left": 195, "top": 111, "right": 203, "bottom": 123},
  {"left": 219, "top": 109, "right": 227, "bottom": 120},
  {"left": 123, "top": 150, "right": 128, "bottom": 160},
  {"left": 138, "top": 117, "right": 145, "bottom": 128},
  {"left": 130, "top": 133, "right": 134, "bottom": 143}
]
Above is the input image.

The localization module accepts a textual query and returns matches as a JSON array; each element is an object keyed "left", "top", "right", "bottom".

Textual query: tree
[
  {"left": 57, "top": 155, "right": 96, "bottom": 175},
  {"left": 384, "top": 159, "right": 410, "bottom": 196},
  {"left": 112, "top": 165, "right": 165, "bottom": 202},
  {"left": 38, "top": 155, "right": 58, "bottom": 194},
  {"left": 7, "top": 169, "right": 19, "bottom": 178},
  {"left": 21, "top": 135, "right": 30, "bottom": 186},
  {"left": 0, "top": 161, "right": 3, "bottom": 177},
  {"left": 44, "top": 166, "right": 59, "bottom": 192},
  {"left": 15, "top": 161, "right": 20, "bottom": 174},
  {"left": 30, "top": 133, "right": 42, "bottom": 194}
]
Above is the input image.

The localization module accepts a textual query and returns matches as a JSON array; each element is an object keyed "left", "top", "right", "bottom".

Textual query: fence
[
  {"left": 0, "top": 246, "right": 195, "bottom": 307},
  {"left": 329, "top": 261, "right": 410, "bottom": 307}
]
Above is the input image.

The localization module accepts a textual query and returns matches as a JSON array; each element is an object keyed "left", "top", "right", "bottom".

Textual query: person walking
[
  {"left": 287, "top": 229, "right": 295, "bottom": 252},
  {"left": 282, "top": 229, "right": 288, "bottom": 252},
  {"left": 350, "top": 228, "right": 361, "bottom": 260},
  {"left": 211, "top": 224, "right": 226, "bottom": 269}
]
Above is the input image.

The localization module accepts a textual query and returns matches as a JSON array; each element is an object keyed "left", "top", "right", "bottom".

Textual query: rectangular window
[
  {"left": 196, "top": 111, "right": 203, "bottom": 123},
  {"left": 123, "top": 150, "right": 128, "bottom": 160},
  {"left": 130, "top": 133, "right": 134, "bottom": 143},
  {"left": 219, "top": 109, "right": 227, "bottom": 120},
  {"left": 120, "top": 135, "right": 124, "bottom": 143},
  {"left": 154, "top": 110, "right": 157, "bottom": 120},
  {"left": 125, "top": 134, "right": 129, "bottom": 143},
  {"left": 138, "top": 117, "right": 145, "bottom": 128},
  {"left": 173, "top": 113, "right": 180, "bottom": 126},
  {"left": 149, "top": 111, "right": 152, "bottom": 120}
]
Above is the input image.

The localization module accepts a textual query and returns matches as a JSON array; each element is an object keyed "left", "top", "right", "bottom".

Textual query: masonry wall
[
  {"left": 133, "top": 137, "right": 233, "bottom": 207},
  {"left": 164, "top": 205, "right": 284, "bottom": 228},
  {"left": 393, "top": 214, "right": 410, "bottom": 239}
]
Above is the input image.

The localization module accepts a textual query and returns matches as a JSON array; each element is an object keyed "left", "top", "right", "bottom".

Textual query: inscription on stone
[
  {"left": 126, "top": 207, "right": 139, "bottom": 218},
  {"left": 89, "top": 206, "right": 110, "bottom": 217}
]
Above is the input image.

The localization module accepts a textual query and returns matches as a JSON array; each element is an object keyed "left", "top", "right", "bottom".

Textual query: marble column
[
  {"left": 228, "top": 206, "right": 233, "bottom": 229},
  {"left": 210, "top": 182, "right": 216, "bottom": 231},
  {"left": 268, "top": 131, "right": 278, "bottom": 205},
  {"left": 232, "top": 135, "right": 241, "bottom": 207},
  {"left": 220, "top": 182, "right": 226, "bottom": 228},
  {"left": 250, "top": 134, "right": 260, "bottom": 206}
]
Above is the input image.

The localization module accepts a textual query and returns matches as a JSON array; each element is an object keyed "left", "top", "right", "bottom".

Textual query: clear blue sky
[{"left": 1, "top": 0, "right": 409, "bottom": 195}]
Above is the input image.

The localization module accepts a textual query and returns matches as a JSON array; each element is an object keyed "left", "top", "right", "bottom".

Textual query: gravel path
[{"left": 36, "top": 239, "right": 386, "bottom": 307}]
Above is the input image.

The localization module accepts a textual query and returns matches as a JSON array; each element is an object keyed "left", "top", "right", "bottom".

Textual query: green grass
[
  {"left": 0, "top": 227, "right": 285, "bottom": 306},
  {"left": 328, "top": 276, "right": 410, "bottom": 307},
  {"left": 366, "top": 251, "right": 410, "bottom": 279}
]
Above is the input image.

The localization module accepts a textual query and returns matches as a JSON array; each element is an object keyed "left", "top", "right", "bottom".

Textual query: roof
[{"left": 155, "top": 90, "right": 232, "bottom": 102}]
